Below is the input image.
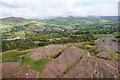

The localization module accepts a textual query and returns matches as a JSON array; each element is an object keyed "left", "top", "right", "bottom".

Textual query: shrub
[
  {"left": 117, "top": 38, "right": 120, "bottom": 42},
  {"left": 103, "top": 40, "right": 105, "bottom": 42},
  {"left": 38, "top": 42, "right": 47, "bottom": 46},
  {"left": 94, "top": 49, "right": 103, "bottom": 56}
]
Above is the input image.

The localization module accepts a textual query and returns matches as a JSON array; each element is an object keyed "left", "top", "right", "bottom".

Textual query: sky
[{"left": 0, "top": 0, "right": 119, "bottom": 19}]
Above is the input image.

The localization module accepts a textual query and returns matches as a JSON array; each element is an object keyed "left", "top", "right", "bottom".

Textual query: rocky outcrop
[
  {"left": 27, "top": 45, "right": 66, "bottom": 60},
  {"left": 63, "top": 56, "right": 118, "bottom": 78},
  {"left": 2, "top": 35, "right": 119, "bottom": 78},
  {"left": 40, "top": 46, "right": 90, "bottom": 78},
  {"left": 95, "top": 35, "right": 118, "bottom": 52},
  {"left": 94, "top": 35, "right": 119, "bottom": 61}
]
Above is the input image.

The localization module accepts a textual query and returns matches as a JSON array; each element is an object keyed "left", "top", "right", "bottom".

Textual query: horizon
[{"left": 1, "top": 16, "right": 119, "bottom": 19}]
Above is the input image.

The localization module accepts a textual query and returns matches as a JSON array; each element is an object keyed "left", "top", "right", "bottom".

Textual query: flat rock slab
[
  {"left": 40, "top": 46, "right": 90, "bottom": 78},
  {"left": 2, "top": 62, "right": 27, "bottom": 78},
  {"left": 63, "top": 56, "right": 94, "bottom": 78},
  {"left": 63, "top": 56, "right": 118, "bottom": 78},
  {"left": 28, "top": 45, "right": 66, "bottom": 60}
]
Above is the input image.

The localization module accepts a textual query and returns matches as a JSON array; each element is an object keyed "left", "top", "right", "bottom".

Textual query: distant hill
[
  {"left": 40, "top": 16, "right": 118, "bottom": 25},
  {"left": 99, "top": 16, "right": 119, "bottom": 22},
  {"left": 1, "top": 17, "right": 26, "bottom": 23},
  {"left": 1, "top": 16, "right": 118, "bottom": 24}
]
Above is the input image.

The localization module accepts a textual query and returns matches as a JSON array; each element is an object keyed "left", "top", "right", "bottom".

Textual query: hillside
[
  {"left": 1, "top": 17, "right": 27, "bottom": 23},
  {"left": 2, "top": 35, "right": 120, "bottom": 78}
]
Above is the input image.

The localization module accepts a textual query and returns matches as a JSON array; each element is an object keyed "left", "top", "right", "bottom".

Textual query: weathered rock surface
[
  {"left": 2, "top": 35, "right": 120, "bottom": 78},
  {"left": 27, "top": 45, "right": 66, "bottom": 60},
  {"left": 63, "top": 56, "right": 118, "bottom": 78},
  {"left": 94, "top": 35, "right": 119, "bottom": 60},
  {"left": 93, "top": 57, "right": 118, "bottom": 78},
  {"left": 95, "top": 35, "right": 118, "bottom": 52},
  {"left": 20, "top": 69, "right": 38, "bottom": 78},
  {"left": 40, "top": 46, "right": 90, "bottom": 78},
  {"left": 2, "top": 62, "right": 38, "bottom": 78},
  {"left": 2, "top": 62, "right": 27, "bottom": 78}
]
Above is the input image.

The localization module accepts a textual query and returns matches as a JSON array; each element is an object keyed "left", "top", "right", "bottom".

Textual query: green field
[{"left": 94, "top": 32, "right": 119, "bottom": 39}]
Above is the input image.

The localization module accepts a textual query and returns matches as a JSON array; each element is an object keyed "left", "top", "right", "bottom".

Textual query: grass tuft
[{"left": 21, "top": 56, "right": 52, "bottom": 72}]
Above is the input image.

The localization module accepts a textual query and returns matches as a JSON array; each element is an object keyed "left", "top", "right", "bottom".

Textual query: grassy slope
[{"left": 2, "top": 49, "right": 33, "bottom": 63}]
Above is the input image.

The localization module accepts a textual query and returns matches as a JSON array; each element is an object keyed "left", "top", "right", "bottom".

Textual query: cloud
[{"left": 0, "top": 0, "right": 118, "bottom": 18}]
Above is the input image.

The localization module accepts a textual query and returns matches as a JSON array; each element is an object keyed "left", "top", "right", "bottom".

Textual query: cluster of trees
[
  {"left": 2, "top": 32, "right": 95, "bottom": 52},
  {"left": 2, "top": 39, "right": 36, "bottom": 52}
]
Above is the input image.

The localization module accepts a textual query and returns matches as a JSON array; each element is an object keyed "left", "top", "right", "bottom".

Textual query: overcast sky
[{"left": 0, "top": 0, "right": 119, "bottom": 19}]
